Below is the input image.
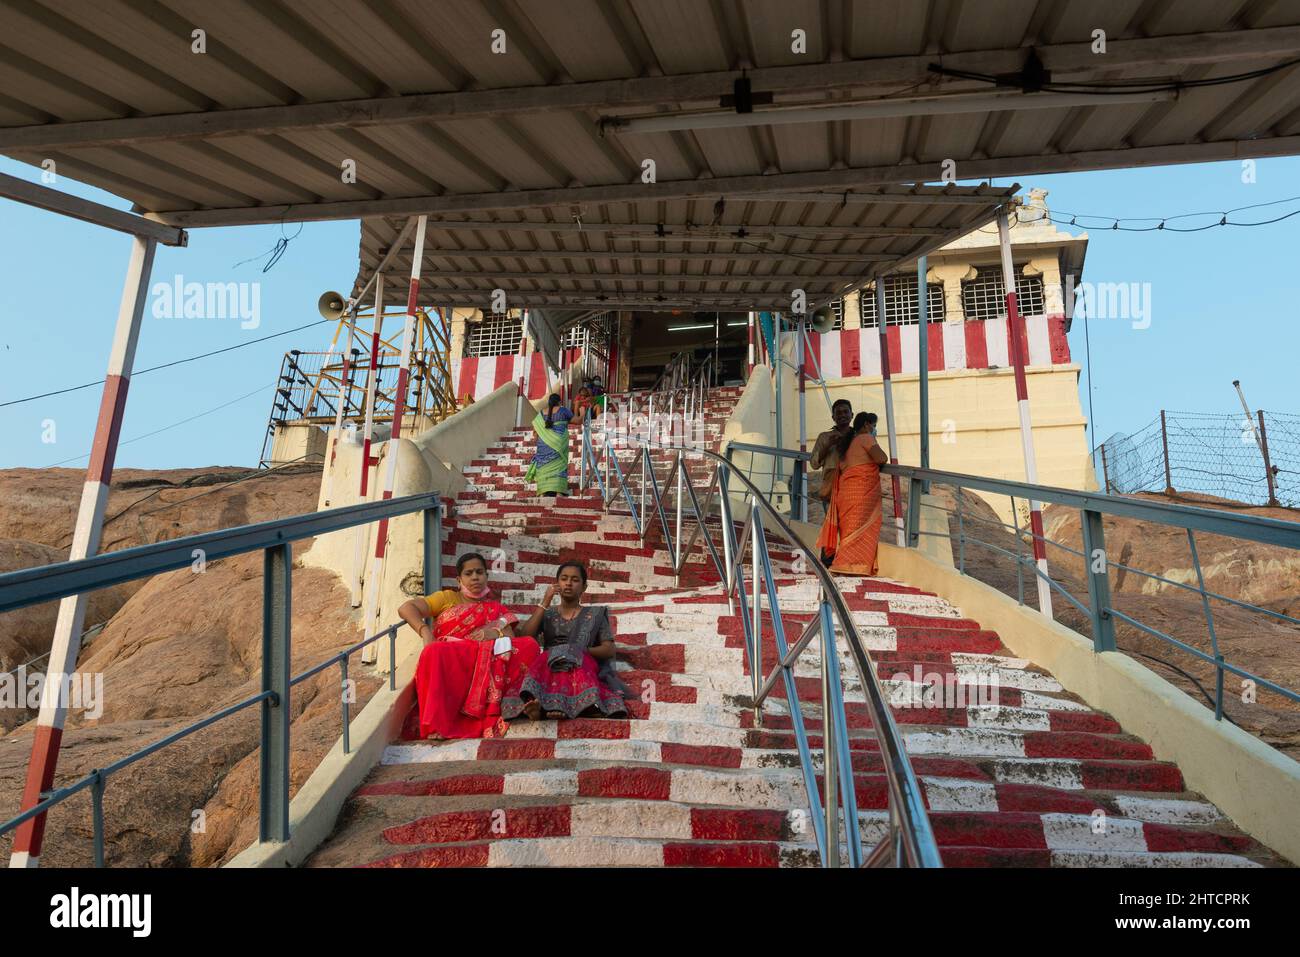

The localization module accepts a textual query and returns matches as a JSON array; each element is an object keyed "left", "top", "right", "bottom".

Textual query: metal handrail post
[
  {"left": 719, "top": 463, "right": 736, "bottom": 615},
  {"left": 607, "top": 438, "right": 641, "bottom": 534},
  {"left": 644, "top": 446, "right": 676, "bottom": 570},
  {"left": 261, "top": 542, "right": 292, "bottom": 844},
  {"left": 585, "top": 433, "right": 609, "bottom": 505},
  {"left": 956, "top": 488, "right": 966, "bottom": 574},
  {"left": 1186, "top": 529, "right": 1224, "bottom": 719},
  {"left": 821, "top": 596, "right": 863, "bottom": 866},
  {"left": 340, "top": 657, "right": 351, "bottom": 754},
  {"left": 388, "top": 626, "right": 398, "bottom": 691},
  {"left": 674, "top": 449, "right": 684, "bottom": 574},
  {"left": 752, "top": 507, "right": 829, "bottom": 862},
  {"left": 1011, "top": 496, "right": 1024, "bottom": 605},
  {"left": 750, "top": 497, "right": 763, "bottom": 724},
  {"left": 681, "top": 467, "right": 725, "bottom": 586},
  {"left": 905, "top": 476, "right": 923, "bottom": 548},
  {"left": 822, "top": 619, "right": 839, "bottom": 868},
  {"left": 580, "top": 419, "right": 588, "bottom": 490},
  {"left": 423, "top": 504, "right": 441, "bottom": 597},
  {"left": 639, "top": 447, "right": 647, "bottom": 536},
  {"left": 1079, "top": 508, "right": 1116, "bottom": 652},
  {"left": 90, "top": 771, "right": 105, "bottom": 868}
]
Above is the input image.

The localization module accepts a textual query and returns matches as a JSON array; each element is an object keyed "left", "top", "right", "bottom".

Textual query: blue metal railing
[
  {"left": 579, "top": 418, "right": 941, "bottom": 867},
  {"left": 0, "top": 491, "right": 443, "bottom": 866},
  {"left": 884, "top": 464, "right": 1300, "bottom": 724}
]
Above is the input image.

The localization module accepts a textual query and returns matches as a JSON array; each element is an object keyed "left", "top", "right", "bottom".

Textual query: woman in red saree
[
  {"left": 398, "top": 552, "right": 541, "bottom": 739},
  {"left": 815, "top": 411, "right": 888, "bottom": 576}
]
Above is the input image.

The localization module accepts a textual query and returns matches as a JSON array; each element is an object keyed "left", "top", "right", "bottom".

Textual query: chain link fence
[{"left": 1095, "top": 410, "right": 1298, "bottom": 507}]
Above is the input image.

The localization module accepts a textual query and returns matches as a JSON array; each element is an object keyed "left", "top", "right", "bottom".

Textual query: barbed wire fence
[{"left": 1096, "top": 410, "right": 1298, "bottom": 508}]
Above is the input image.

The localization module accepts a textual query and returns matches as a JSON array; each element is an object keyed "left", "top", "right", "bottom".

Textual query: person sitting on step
[
  {"left": 400, "top": 552, "right": 542, "bottom": 740},
  {"left": 573, "top": 385, "right": 597, "bottom": 424},
  {"left": 502, "top": 561, "right": 631, "bottom": 721}
]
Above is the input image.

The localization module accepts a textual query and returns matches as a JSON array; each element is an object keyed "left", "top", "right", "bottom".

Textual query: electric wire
[
  {"left": 44, "top": 382, "right": 273, "bottom": 468},
  {"left": 1, "top": 318, "right": 332, "bottom": 409}
]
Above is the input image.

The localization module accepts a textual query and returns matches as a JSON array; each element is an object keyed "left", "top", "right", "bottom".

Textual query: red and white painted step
[{"left": 307, "top": 388, "right": 1282, "bottom": 868}]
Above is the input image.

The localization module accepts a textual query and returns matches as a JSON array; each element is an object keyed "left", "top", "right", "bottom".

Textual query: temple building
[{"left": 448, "top": 188, "right": 1095, "bottom": 523}]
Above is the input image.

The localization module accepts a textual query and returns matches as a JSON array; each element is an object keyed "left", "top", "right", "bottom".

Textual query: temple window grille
[
  {"left": 465, "top": 313, "right": 523, "bottom": 356},
  {"left": 859, "top": 276, "right": 945, "bottom": 327},
  {"left": 828, "top": 298, "right": 846, "bottom": 330},
  {"left": 961, "top": 267, "right": 1046, "bottom": 321},
  {"left": 562, "top": 324, "right": 589, "bottom": 350}
]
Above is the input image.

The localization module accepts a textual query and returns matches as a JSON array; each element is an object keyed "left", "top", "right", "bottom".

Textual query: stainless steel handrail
[{"left": 578, "top": 419, "right": 941, "bottom": 867}]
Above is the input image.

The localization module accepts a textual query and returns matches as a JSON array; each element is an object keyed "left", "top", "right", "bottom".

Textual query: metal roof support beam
[
  {"left": 0, "top": 170, "right": 186, "bottom": 246},
  {"left": 145, "top": 132, "right": 1299, "bottom": 227},
  {"left": 401, "top": 220, "right": 946, "bottom": 238},
  {"left": 726, "top": 190, "right": 1000, "bottom": 206},
  {"left": 418, "top": 272, "right": 849, "bottom": 287},
  {"left": 6, "top": 24, "right": 1298, "bottom": 151},
  {"left": 403, "top": 248, "right": 900, "bottom": 264},
  {"left": 446, "top": 293, "right": 796, "bottom": 308},
  {"left": 808, "top": 193, "right": 1017, "bottom": 310}
]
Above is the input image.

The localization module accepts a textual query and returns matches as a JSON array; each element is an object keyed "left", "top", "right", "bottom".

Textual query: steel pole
[
  {"left": 322, "top": 301, "right": 360, "bottom": 506},
  {"left": 997, "top": 206, "right": 1053, "bottom": 618},
  {"left": 1258, "top": 411, "right": 1279, "bottom": 507},
  {"left": 1160, "top": 409, "right": 1174, "bottom": 494},
  {"left": 362, "top": 216, "right": 427, "bottom": 664},
  {"left": 10, "top": 234, "right": 157, "bottom": 869},
  {"left": 917, "top": 255, "right": 930, "bottom": 491},
  {"left": 352, "top": 272, "right": 386, "bottom": 606},
  {"left": 797, "top": 318, "right": 808, "bottom": 522},
  {"left": 260, "top": 543, "right": 292, "bottom": 843},
  {"left": 877, "top": 280, "right": 905, "bottom": 547}
]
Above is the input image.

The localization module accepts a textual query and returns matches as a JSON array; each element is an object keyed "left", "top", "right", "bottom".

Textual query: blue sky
[{"left": 1, "top": 155, "right": 1296, "bottom": 471}]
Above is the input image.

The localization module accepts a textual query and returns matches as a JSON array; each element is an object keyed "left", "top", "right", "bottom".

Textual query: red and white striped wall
[
  {"left": 453, "top": 351, "right": 575, "bottom": 403},
  {"left": 802, "top": 315, "right": 1069, "bottom": 380}
]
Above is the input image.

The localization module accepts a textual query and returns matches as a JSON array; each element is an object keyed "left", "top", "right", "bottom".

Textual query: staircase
[{"left": 306, "top": 386, "right": 1282, "bottom": 868}]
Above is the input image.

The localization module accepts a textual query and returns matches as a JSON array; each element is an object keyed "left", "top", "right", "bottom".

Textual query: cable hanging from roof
[
  {"left": 973, "top": 194, "right": 1300, "bottom": 234},
  {"left": 928, "top": 52, "right": 1300, "bottom": 96}
]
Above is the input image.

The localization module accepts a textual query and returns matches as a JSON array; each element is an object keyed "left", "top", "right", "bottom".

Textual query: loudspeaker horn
[
  {"left": 809, "top": 305, "right": 837, "bottom": 334},
  {"left": 317, "top": 290, "right": 346, "bottom": 321}
]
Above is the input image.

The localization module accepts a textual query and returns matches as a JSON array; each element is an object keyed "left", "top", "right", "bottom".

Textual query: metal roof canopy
[
  {"left": 352, "top": 184, "right": 1016, "bottom": 311},
  {"left": 4, "top": 1, "right": 1300, "bottom": 310}
]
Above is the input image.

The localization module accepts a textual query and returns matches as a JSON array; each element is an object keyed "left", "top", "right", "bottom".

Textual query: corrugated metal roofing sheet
[{"left": 2, "top": 0, "right": 1298, "bottom": 307}]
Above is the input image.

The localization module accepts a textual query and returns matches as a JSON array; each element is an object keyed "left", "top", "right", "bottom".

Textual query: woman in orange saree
[
  {"left": 398, "top": 552, "right": 541, "bottom": 739},
  {"left": 815, "top": 412, "right": 888, "bottom": 576}
]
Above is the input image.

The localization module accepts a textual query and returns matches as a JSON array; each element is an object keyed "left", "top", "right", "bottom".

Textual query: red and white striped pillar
[
  {"left": 876, "top": 280, "right": 905, "bottom": 547},
  {"left": 322, "top": 299, "right": 359, "bottom": 506},
  {"left": 515, "top": 308, "right": 531, "bottom": 429},
  {"left": 796, "top": 319, "right": 808, "bottom": 522},
  {"left": 351, "top": 273, "right": 386, "bottom": 606},
  {"left": 10, "top": 235, "right": 158, "bottom": 868},
  {"left": 997, "top": 206, "right": 1053, "bottom": 618},
  {"left": 362, "top": 215, "right": 428, "bottom": 664}
]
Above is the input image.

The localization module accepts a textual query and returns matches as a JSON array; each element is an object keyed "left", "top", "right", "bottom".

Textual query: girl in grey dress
[{"left": 503, "top": 561, "right": 630, "bottom": 720}]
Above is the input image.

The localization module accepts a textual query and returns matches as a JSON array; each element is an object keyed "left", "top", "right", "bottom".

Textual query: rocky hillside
[
  {"left": 909, "top": 485, "right": 1300, "bottom": 760},
  {"left": 0, "top": 464, "right": 381, "bottom": 866}
]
